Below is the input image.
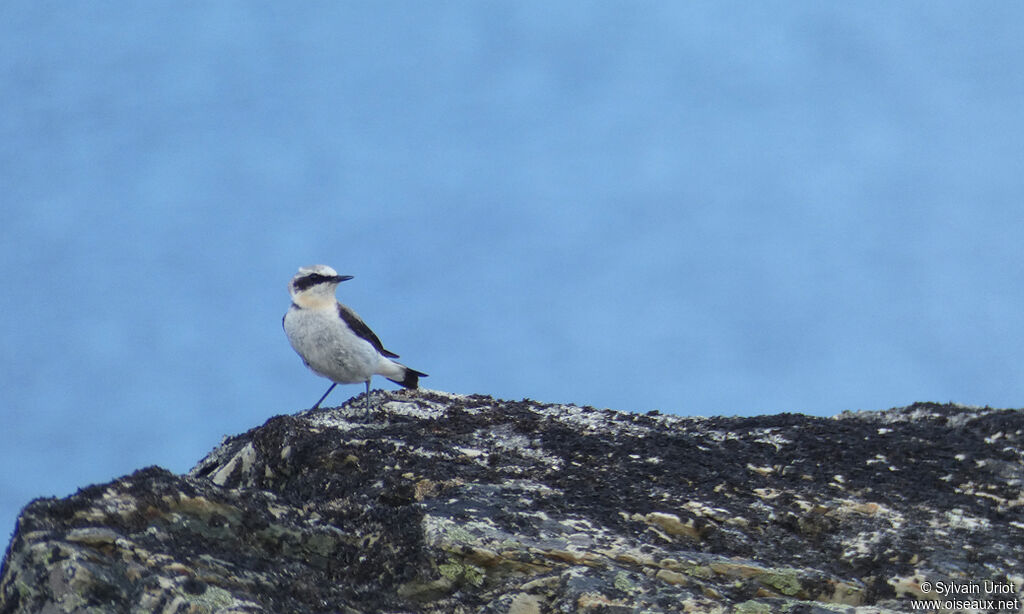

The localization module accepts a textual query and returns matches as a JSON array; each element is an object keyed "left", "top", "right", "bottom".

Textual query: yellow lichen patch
[
  {"left": 849, "top": 502, "right": 881, "bottom": 515},
  {"left": 546, "top": 549, "right": 605, "bottom": 567},
  {"left": 820, "top": 579, "right": 865, "bottom": 606},
  {"left": 889, "top": 574, "right": 928, "bottom": 599},
  {"left": 642, "top": 512, "right": 702, "bottom": 539},
  {"left": 507, "top": 592, "right": 542, "bottom": 614},
  {"left": 655, "top": 569, "right": 689, "bottom": 586},
  {"left": 756, "top": 569, "right": 804, "bottom": 597},
  {"left": 165, "top": 495, "right": 242, "bottom": 524},
  {"left": 437, "top": 556, "right": 485, "bottom": 587},
  {"left": 576, "top": 592, "right": 627, "bottom": 610},
  {"left": 414, "top": 478, "right": 462, "bottom": 501},
  {"left": 707, "top": 561, "right": 766, "bottom": 579}
]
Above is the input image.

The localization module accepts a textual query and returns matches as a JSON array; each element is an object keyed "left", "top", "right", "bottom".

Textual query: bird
[{"left": 283, "top": 264, "right": 427, "bottom": 414}]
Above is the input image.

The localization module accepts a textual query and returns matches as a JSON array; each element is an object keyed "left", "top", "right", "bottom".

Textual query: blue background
[{"left": 3, "top": 3, "right": 1023, "bottom": 541}]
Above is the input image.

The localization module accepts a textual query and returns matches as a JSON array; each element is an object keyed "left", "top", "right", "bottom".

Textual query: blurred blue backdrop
[{"left": 3, "top": 2, "right": 1023, "bottom": 540}]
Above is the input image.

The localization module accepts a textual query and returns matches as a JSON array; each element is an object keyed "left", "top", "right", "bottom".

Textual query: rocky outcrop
[{"left": 2, "top": 391, "right": 1022, "bottom": 613}]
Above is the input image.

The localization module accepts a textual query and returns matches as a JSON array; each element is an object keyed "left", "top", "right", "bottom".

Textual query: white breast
[{"left": 284, "top": 306, "right": 380, "bottom": 384}]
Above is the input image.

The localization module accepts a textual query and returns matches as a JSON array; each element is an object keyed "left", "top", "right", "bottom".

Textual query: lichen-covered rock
[{"left": 2, "top": 391, "right": 1022, "bottom": 613}]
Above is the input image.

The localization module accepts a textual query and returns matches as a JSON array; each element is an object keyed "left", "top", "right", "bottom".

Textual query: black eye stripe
[{"left": 293, "top": 274, "right": 335, "bottom": 292}]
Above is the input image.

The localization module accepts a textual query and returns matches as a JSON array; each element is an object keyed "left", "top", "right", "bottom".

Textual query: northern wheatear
[{"left": 283, "top": 265, "right": 426, "bottom": 413}]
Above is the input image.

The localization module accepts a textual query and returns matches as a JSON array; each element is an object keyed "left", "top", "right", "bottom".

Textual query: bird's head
[{"left": 288, "top": 264, "right": 353, "bottom": 306}]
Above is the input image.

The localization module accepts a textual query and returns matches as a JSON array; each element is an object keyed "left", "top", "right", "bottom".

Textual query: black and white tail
[{"left": 384, "top": 362, "right": 427, "bottom": 389}]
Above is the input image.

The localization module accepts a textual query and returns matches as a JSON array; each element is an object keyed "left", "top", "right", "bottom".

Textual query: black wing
[{"left": 337, "top": 303, "right": 400, "bottom": 358}]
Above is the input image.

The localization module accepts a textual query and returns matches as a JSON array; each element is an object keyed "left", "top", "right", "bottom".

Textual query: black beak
[{"left": 335, "top": 275, "right": 354, "bottom": 283}]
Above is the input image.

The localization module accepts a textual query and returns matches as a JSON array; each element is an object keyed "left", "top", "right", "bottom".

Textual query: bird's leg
[
  {"left": 311, "top": 383, "right": 337, "bottom": 410},
  {"left": 364, "top": 379, "right": 371, "bottom": 416}
]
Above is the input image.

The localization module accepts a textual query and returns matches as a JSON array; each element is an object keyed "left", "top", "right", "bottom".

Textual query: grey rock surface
[{"left": 1, "top": 391, "right": 1022, "bottom": 613}]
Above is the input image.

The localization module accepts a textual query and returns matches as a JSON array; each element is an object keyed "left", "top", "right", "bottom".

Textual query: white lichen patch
[
  {"left": 211, "top": 442, "right": 256, "bottom": 486},
  {"left": 751, "top": 428, "right": 790, "bottom": 450},
  {"left": 73, "top": 489, "right": 141, "bottom": 522},
  {"left": 826, "top": 499, "right": 901, "bottom": 523},
  {"left": 468, "top": 427, "right": 563, "bottom": 468},
  {"left": 932, "top": 507, "right": 991, "bottom": 531},
  {"left": 453, "top": 446, "right": 485, "bottom": 459},
  {"left": 682, "top": 500, "right": 731, "bottom": 522},
  {"left": 422, "top": 515, "right": 498, "bottom": 549},
  {"left": 953, "top": 483, "right": 1024, "bottom": 510},
  {"left": 703, "top": 430, "right": 731, "bottom": 443},
  {"left": 302, "top": 412, "right": 359, "bottom": 431},
  {"left": 839, "top": 529, "right": 893, "bottom": 560},
  {"left": 65, "top": 527, "right": 123, "bottom": 547},
  {"left": 380, "top": 398, "right": 450, "bottom": 419},
  {"left": 530, "top": 402, "right": 683, "bottom": 439}
]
